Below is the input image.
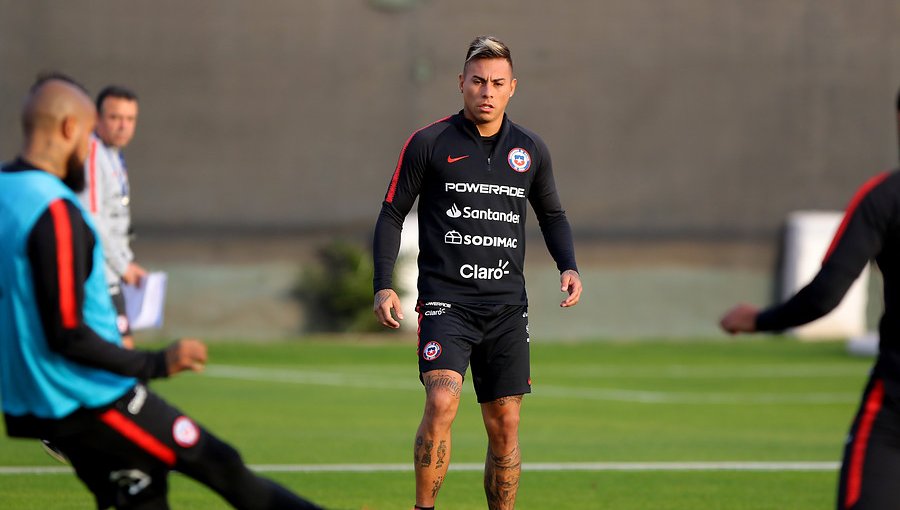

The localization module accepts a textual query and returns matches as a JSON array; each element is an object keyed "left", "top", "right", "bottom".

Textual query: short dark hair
[
  {"left": 96, "top": 85, "right": 138, "bottom": 112},
  {"left": 30, "top": 71, "right": 89, "bottom": 95},
  {"left": 464, "top": 35, "right": 513, "bottom": 72}
]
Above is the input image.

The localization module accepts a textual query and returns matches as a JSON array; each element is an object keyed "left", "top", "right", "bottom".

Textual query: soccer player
[
  {"left": 372, "top": 36, "right": 582, "bottom": 510},
  {"left": 719, "top": 89, "right": 900, "bottom": 510},
  {"left": 79, "top": 85, "right": 145, "bottom": 348},
  {"left": 0, "top": 74, "right": 324, "bottom": 510}
]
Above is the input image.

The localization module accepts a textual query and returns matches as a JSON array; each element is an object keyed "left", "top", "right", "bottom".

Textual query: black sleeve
[
  {"left": 373, "top": 132, "right": 429, "bottom": 292},
  {"left": 527, "top": 137, "right": 579, "bottom": 274},
  {"left": 28, "top": 198, "right": 169, "bottom": 379},
  {"left": 756, "top": 174, "right": 892, "bottom": 331}
]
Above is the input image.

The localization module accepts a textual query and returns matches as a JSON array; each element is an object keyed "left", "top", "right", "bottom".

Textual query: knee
[
  {"left": 485, "top": 412, "right": 520, "bottom": 451},
  {"left": 422, "top": 391, "right": 459, "bottom": 429},
  {"left": 181, "top": 434, "right": 247, "bottom": 485}
]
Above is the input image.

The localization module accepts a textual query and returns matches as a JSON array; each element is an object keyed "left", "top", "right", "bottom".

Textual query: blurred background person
[{"left": 80, "top": 85, "right": 146, "bottom": 348}]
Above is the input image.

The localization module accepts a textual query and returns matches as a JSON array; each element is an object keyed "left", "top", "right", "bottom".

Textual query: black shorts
[
  {"left": 416, "top": 300, "right": 531, "bottom": 403},
  {"left": 47, "top": 385, "right": 323, "bottom": 510},
  {"left": 836, "top": 374, "right": 900, "bottom": 510},
  {"left": 110, "top": 289, "right": 132, "bottom": 337},
  {"left": 51, "top": 384, "right": 214, "bottom": 508}
]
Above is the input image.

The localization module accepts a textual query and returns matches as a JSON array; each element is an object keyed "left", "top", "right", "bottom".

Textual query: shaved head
[
  {"left": 19, "top": 74, "right": 96, "bottom": 189},
  {"left": 22, "top": 77, "right": 93, "bottom": 136}
]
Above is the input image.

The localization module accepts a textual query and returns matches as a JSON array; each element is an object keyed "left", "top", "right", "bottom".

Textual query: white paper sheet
[{"left": 121, "top": 272, "right": 167, "bottom": 330}]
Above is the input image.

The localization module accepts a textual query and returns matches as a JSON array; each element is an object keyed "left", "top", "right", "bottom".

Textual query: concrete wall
[{"left": 2, "top": 0, "right": 899, "bottom": 239}]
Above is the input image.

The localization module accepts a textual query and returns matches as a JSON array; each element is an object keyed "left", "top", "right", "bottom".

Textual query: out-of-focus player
[
  {"left": 0, "top": 73, "right": 324, "bottom": 510},
  {"left": 720, "top": 89, "right": 900, "bottom": 510}
]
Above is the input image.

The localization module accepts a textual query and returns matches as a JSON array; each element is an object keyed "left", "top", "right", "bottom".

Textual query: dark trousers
[
  {"left": 50, "top": 385, "right": 323, "bottom": 510},
  {"left": 837, "top": 376, "right": 900, "bottom": 510}
]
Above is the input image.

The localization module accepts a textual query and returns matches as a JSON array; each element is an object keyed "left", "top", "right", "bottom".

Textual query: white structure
[
  {"left": 397, "top": 213, "right": 419, "bottom": 331},
  {"left": 780, "top": 211, "right": 870, "bottom": 339}
]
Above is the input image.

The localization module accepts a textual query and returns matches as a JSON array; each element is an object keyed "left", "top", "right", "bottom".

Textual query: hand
[
  {"left": 373, "top": 288, "right": 404, "bottom": 329},
  {"left": 164, "top": 338, "right": 208, "bottom": 375},
  {"left": 122, "top": 262, "right": 147, "bottom": 286},
  {"left": 560, "top": 269, "right": 582, "bottom": 308},
  {"left": 719, "top": 303, "right": 759, "bottom": 335}
]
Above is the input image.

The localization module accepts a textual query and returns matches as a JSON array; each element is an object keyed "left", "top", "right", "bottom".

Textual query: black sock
[{"left": 415, "top": 506, "right": 435, "bottom": 510}]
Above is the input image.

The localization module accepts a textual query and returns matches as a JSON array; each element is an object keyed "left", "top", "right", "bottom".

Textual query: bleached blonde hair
[{"left": 464, "top": 35, "right": 513, "bottom": 72}]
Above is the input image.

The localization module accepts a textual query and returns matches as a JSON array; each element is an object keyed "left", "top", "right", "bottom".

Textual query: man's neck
[
  {"left": 18, "top": 149, "right": 63, "bottom": 179},
  {"left": 475, "top": 123, "right": 501, "bottom": 137},
  {"left": 462, "top": 110, "right": 504, "bottom": 138}
]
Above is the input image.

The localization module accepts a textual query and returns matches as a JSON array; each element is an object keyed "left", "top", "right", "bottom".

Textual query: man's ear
[
  {"left": 509, "top": 77, "right": 517, "bottom": 98},
  {"left": 60, "top": 115, "right": 78, "bottom": 141}
]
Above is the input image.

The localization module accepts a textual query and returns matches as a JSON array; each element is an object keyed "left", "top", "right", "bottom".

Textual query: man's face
[
  {"left": 459, "top": 58, "right": 516, "bottom": 130},
  {"left": 96, "top": 97, "right": 138, "bottom": 148}
]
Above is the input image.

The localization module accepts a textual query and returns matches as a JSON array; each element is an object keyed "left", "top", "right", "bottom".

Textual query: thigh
[
  {"left": 53, "top": 392, "right": 172, "bottom": 508},
  {"left": 56, "top": 384, "right": 217, "bottom": 508},
  {"left": 837, "top": 378, "right": 900, "bottom": 510},
  {"left": 470, "top": 304, "right": 531, "bottom": 404},
  {"left": 416, "top": 301, "right": 477, "bottom": 379}
]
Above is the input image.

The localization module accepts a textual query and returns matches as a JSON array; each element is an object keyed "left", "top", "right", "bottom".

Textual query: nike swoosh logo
[{"left": 447, "top": 155, "right": 470, "bottom": 164}]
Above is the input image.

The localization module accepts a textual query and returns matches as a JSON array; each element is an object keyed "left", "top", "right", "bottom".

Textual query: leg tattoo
[
  {"left": 494, "top": 395, "right": 523, "bottom": 407},
  {"left": 484, "top": 443, "right": 521, "bottom": 510},
  {"left": 435, "top": 440, "right": 447, "bottom": 469},
  {"left": 431, "top": 475, "right": 444, "bottom": 499},
  {"left": 423, "top": 373, "right": 462, "bottom": 397},
  {"left": 415, "top": 436, "right": 435, "bottom": 468},
  {"left": 415, "top": 370, "right": 461, "bottom": 508}
]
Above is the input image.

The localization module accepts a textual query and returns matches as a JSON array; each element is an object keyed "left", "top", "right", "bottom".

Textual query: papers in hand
[{"left": 122, "top": 272, "right": 167, "bottom": 330}]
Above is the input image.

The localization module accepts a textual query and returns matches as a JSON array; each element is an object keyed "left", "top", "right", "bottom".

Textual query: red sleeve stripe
[
  {"left": 385, "top": 116, "right": 451, "bottom": 203},
  {"left": 844, "top": 378, "right": 884, "bottom": 508},
  {"left": 99, "top": 409, "right": 177, "bottom": 466},
  {"left": 88, "top": 139, "right": 98, "bottom": 213},
  {"left": 822, "top": 172, "right": 890, "bottom": 263},
  {"left": 48, "top": 199, "right": 78, "bottom": 329}
]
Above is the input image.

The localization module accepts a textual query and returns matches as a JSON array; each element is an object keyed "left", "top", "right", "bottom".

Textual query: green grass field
[{"left": 0, "top": 338, "right": 873, "bottom": 509}]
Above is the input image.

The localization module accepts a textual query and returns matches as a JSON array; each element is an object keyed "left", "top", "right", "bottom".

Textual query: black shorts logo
[
  {"left": 172, "top": 416, "right": 200, "bottom": 448},
  {"left": 422, "top": 341, "right": 442, "bottom": 361}
]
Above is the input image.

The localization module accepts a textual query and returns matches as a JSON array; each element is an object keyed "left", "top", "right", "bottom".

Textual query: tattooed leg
[
  {"left": 482, "top": 395, "right": 523, "bottom": 510},
  {"left": 414, "top": 370, "right": 462, "bottom": 508}
]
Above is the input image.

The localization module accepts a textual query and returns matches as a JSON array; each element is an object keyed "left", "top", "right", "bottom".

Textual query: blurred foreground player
[
  {"left": 0, "top": 74, "right": 323, "bottom": 510},
  {"left": 373, "top": 36, "right": 582, "bottom": 509},
  {"left": 720, "top": 89, "right": 900, "bottom": 510}
]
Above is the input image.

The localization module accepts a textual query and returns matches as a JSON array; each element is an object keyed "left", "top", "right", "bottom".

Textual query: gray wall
[{"left": 2, "top": 0, "right": 899, "bottom": 239}]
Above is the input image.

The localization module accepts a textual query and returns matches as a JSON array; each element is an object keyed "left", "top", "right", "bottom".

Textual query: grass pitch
[{"left": 0, "top": 338, "right": 872, "bottom": 509}]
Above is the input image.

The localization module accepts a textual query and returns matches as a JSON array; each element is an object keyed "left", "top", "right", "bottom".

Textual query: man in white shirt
[{"left": 80, "top": 85, "right": 146, "bottom": 348}]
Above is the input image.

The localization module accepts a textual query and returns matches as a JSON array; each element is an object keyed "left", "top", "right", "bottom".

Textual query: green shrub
[{"left": 294, "top": 241, "right": 402, "bottom": 333}]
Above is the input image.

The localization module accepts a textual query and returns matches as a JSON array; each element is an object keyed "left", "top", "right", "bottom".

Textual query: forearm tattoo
[
  {"left": 484, "top": 444, "right": 521, "bottom": 510},
  {"left": 423, "top": 373, "right": 462, "bottom": 397}
]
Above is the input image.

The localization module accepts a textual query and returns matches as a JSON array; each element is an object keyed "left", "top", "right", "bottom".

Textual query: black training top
[
  {"left": 755, "top": 170, "right": 900, "bottom": 391},
  {"left": 373, "top": 112, "right": 578, "bottom": 305}
]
